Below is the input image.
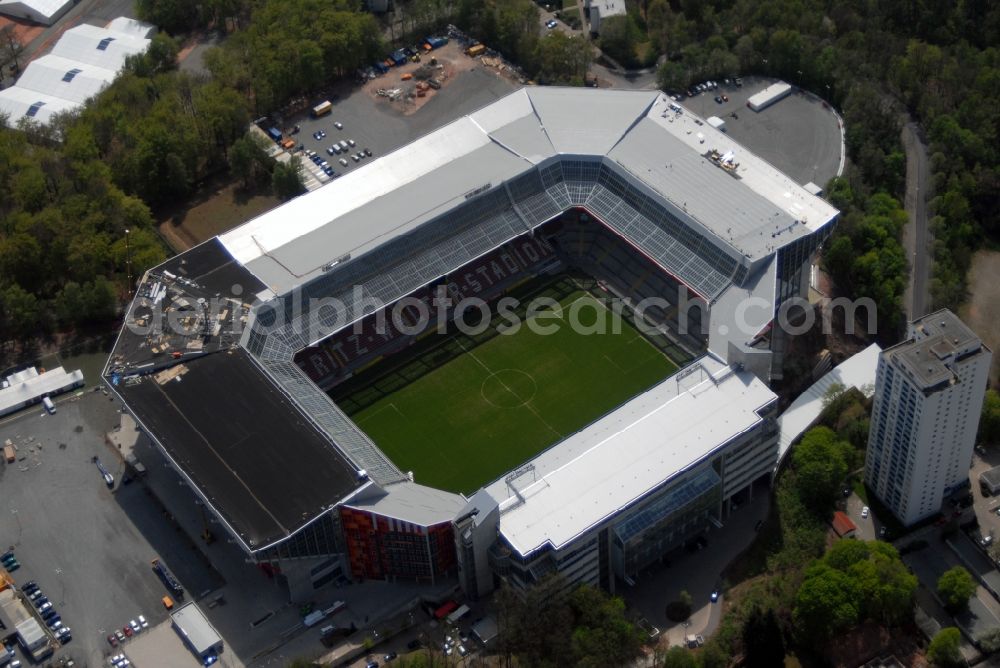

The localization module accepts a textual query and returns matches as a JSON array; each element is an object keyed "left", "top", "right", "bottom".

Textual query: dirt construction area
[
  {"left": 361, "top": 40, "right": 522, "bottom": 115},
  {"left": 961, "top": 250, "right": 1000, "bottom": 387}
]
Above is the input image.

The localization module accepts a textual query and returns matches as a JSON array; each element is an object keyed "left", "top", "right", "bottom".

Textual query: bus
[{"left": 312, "top": 100, "right": 333, "bottom": 117}]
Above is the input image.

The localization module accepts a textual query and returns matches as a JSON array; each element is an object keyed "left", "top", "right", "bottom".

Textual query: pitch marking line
[{"left": 454, "top": 338, "right": 563, "bottom": 440}]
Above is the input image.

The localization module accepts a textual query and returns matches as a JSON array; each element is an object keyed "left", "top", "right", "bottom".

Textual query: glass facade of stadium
[{"left": 481, "top": 397, "right": 778, "bottom": 597}]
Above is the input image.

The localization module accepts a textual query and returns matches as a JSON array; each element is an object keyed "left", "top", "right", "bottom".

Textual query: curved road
[{"left": 901, "top": 121, "right": 932, "bottom": 319}]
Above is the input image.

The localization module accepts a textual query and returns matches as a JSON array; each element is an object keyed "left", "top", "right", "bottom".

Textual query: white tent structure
[
  {"left": 0, "top": 19, "right": 151, "bottom": 127},
  {"left": 0, "top": 86, "right": 78, "bottom": 124},
  {"left": 106, "top": 16, "right": 157, "bottom": 38},
  {"left": 14, "top": 54, "right": 118, "bottom": 104},
  {"left": 0, "top": 0, "right": 72, "bottom": 25},
  {"left": 50, "top": 23, "right": 151, "bottom": 69}
]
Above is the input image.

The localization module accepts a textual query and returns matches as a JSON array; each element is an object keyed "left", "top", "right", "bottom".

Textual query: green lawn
[{"left": 349, "top": 290, "right": 678, "bottom": 494}]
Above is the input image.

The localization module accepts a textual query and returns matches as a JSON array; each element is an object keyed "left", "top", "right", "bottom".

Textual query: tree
[
  {"left": 0, "top": 284, "right": 42, "bottom": 343},
  {"left": 272, "top": 157, "right": 305, "bottom": 200},
  {"left": 0, "top": 24, "right": 25, "bottom": 75},
  {"left": 599, "top": 15, "right": 641, "bottom": 68},
  {"left": 534, "top": 32, "right": 592, "bottom": 85},
  {"left": 793, "top": 563, "right": 861, "bottom": 642},
  {"left": 979, "top": 389, "right": 1000, "bottom": 447},
  {"left": 937, "top": 566, "right": 976, "bottom": 613},
  {"left": 662, "top": 646, "right": 696, "bottom": 668},
  {"left": 230, "top": 134, "right": 273, "bottom": 189},
  {"left": 742, "top": 606, "right": 785, "bottom": 667},
  {"left": 699, "top": 641, "right": 728, "bottom": 668},
  {"left": 569, "top": 586, "right": 644, "bottom": 667},
  {"left": 926, "top": 627, "right": 963, "bottom": 667},
  {"left": 792, "top": 426, "right": 850, "bottom": 511}
]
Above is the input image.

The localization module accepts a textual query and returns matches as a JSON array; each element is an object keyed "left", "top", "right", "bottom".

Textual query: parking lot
[
  {"left": 267, "top": 44, "right": 520, "bottom": 187},
  {"left": 0, "top": 391, "right": 221, "bottom": 666},
  {"left": 678, "top": 75, "right": 843, "bottom": 189}
]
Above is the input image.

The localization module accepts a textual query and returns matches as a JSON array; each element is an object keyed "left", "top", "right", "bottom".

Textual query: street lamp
[{"left": 124, "top": 228, "right": 133, "bottom": 298}]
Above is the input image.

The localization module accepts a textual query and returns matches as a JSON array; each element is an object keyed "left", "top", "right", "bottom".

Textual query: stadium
[{"left": 104, "top": 88, "right": 838, "bottom": 599}]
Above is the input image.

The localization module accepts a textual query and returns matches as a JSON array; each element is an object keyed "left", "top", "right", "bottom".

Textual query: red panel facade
[{"left": 340, "top": 506, "right": 457, "bottom": 582}]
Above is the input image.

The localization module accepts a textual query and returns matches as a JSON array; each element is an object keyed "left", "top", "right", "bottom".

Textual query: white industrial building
[
  {"left": 0, "top": 366, "right": 84, "bottom": 417},
  {"left": 865, "top": 310, "right": 992, "bottom": 526},
  {"left": 171, "top": 603, "right": 224, "bottom": 661},
  {"left": 0, "top": 19, "right": 152, "bottom": 127},
  {"left": 0, "top": 0, "right": 71, "bottom": 25},
  {"left": 584, "top": 0, "right": 626, "bottom": 34}
]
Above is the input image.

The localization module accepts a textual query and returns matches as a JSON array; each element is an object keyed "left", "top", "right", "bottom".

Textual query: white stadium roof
[
  {"left": 485, "top": 354, "right": 776, "bottom": 557},
  {"left": 776, "top": 343, "right": 881, "bottom": 463},
  {"left": 0, "top": 0, "right": 71, "bottom": 24},
  {"left": 0, "top": 19, "right": 150, "bottom": 126},
  {"left": 344, "top": 480, "right": 467, "bottom": 526},
  {"left": 220, "top": 87, "right": 837, "bottom": 298}
]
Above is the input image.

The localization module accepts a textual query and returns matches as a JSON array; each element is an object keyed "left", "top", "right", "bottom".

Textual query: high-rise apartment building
[{"left": 865, "top": 309, "right": 991, "bottom": 526}]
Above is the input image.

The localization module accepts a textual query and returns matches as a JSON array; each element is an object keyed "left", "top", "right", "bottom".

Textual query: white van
[{"left": 42, "top": 396, "right": 56, "bottom": 414}]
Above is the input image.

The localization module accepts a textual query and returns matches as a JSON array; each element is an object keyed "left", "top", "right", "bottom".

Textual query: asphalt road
[{"left": 902, "top": 121, "right": 932, "bottom": 319}]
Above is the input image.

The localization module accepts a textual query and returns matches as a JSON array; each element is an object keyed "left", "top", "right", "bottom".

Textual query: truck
[
  {"left": 311, "top": 100, "right": 333, "bottom": 117},
  {"left": 303, "top": 601, "right": 346, "bottom": 627},
  {"left": 266, "top": 127, "right": 282, "bottom": 142},
  {"left": 41, "top": 396, "right": 56, "bottom": 414},
  {"left": 151, "top": 559, "right": 184, "bottom": 599}
]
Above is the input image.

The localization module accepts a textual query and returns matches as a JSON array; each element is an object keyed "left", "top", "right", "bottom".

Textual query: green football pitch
[{"left": 348, "top": 289, "right": 679, "bottom": 494}]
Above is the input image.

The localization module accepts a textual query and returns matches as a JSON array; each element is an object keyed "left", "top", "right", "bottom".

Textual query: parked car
[
  {"left": 347, "top": 138, "right": 356, "bottom": 147},
  {"left": 115, "top": 630, "right": 126, "bottom": 643},
  {"left": 55, "top": 627, "right": 71, "bottom": 643},
  {"left": 545, "top": 19, "right": 557, "bottom": 29},
  {"left": 339, "top": 158, "right": 349, "bottom": 167},
  {"left": 138, "top": 615, "right": 148, "bottom": 629},
  {"left": 107, "top": 633, "right": 119, "bottom": 648},
  {"left": 710, "top": 590, "right": 720, "bottom": 603},
  {"left": 123, "top": 625, "right": 133, "bottom": 638},
  {"left": 334, "top": 121, "right": 343, "bottom": 130},
  {"left": 364, "top": 147, "right": 372, "bottom": 157},
  {"left": 351, "top": 154, "right": 360, "bottom": 162},
  {"left": 861, "top": 506, "right": 870, "bottom": 519},
  {"left": 129, "top": 619, "right": 141, "bottom": 634},
  {"left": 326, "top": 147, "right": 335, "bottom": 156}
]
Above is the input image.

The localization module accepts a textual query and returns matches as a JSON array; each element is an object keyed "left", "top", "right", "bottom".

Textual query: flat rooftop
[
  {"left": 886, "top": 309, "right": 987, "bottom": 390},
  {"left": 171, "top": 602, "right": 222, "bottom": 656},
  {"left": 117, "top": 348, "right": 360, "bottom": 550},
  {"left": 486, "top": 355, "right": 776, "bottom": 557}
]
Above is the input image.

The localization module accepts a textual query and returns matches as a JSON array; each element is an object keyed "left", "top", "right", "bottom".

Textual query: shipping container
[
  {"left": 466, "top": 44, "right": 486, "bottom": 57},
  {"left": 266, "top": 127, "right": 282, "bottom": 142},
  {"left": 311, "top": 101, "right": 333, "bottom": 117},
  {"left": 747, "top": 82, "right": 791, "bottom": 112}
]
